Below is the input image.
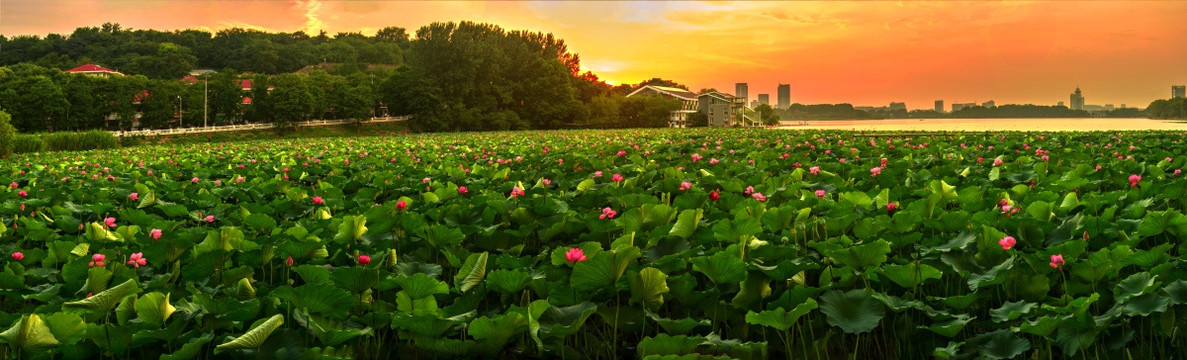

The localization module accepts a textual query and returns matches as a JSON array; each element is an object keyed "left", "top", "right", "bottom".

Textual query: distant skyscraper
[
  {"left": 777, "top": 84, "right": 790, "bottom": 109},
  {"left": 889, "top": 102, "right": 906, "bottom": 111},
  {"left": 735, "top": 83, "right": 749, "bottom": 107},
  {"left": 1070, "top": 87, "right": 1085, "bottom": 111},
  {"left": 758, "top": 94, "right": 769, "bottom": 106},
  {"left": 934, "top": 100, "right": 944, "bottom": 113},
  {"left": 1058, "top": 101, "right": 1065, "bottom": 107},
  {"left": 1173, "top": 85, "right": 1186, "bottom": 99}
]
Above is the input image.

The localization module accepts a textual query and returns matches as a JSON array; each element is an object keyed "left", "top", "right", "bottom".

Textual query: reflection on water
[{"left": 776, "top": 118, "right": 1186, "bottom": 131}]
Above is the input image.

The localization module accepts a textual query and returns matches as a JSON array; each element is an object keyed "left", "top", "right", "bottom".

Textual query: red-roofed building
[
  {"left": 65, "top": 63, "right": 125, "bottom": 78},
  {"left": 235, "top": 79, "right": 252, "bottom": 91}
]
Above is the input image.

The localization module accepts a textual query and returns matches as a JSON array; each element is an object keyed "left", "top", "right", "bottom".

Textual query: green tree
[
  {"left": 268, "top": 73, "right": 314, "bottom": 129},
  {"left": 0, "top": 74, "right": 69, "bottom": 132},
  {"left": 755, "top": 104, "right": 781, "bottom": 126},
  {"left": 0, "top": 110, "right": 16, "bottom": 157}
]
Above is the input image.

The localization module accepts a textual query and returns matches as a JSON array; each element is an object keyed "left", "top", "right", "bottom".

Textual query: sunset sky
[{"left": 4, "top": 1, "right": 1187, "bottom": 109}]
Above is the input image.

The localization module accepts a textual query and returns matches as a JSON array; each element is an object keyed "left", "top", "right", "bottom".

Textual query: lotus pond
[{"left": 3, "top": 129, "right": 1187, "bottom": 359}]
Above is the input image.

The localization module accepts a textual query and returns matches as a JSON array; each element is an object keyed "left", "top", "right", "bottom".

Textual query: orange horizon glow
[{"left": 3, "top": 1, "right": 1186, "bottom": 109}]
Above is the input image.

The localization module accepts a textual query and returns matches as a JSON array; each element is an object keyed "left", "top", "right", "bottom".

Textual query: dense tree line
[
  {"left": 1, "top": 22, "right": 680, "bottom": 133},
  {"left": 0, "top": 23, "right": 409, "bottom": 79},
  {"left": 1146, "top": 98, "right": 1187, "bottom": 119}
]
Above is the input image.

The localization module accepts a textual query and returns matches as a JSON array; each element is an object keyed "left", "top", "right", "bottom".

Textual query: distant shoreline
[{"left": 774, "top": 118, "right": 1183, "bottom": 131}]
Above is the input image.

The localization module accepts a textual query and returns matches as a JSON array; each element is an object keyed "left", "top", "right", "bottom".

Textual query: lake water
[{"left": 775, "top": 118, "right": 1186, "bottom": 131}]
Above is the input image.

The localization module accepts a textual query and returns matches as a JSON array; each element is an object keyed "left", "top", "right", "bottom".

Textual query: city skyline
[{"left": 3, "top": 1, "right": 1186, "bottom": 108}]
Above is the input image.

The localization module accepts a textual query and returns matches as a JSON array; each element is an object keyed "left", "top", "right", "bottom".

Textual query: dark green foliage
[{"left": 12, "top": 134, "right": 45, "bottom": 154}]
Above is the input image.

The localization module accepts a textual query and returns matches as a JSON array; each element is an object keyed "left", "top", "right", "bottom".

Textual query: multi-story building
[
  {"left": 758, "top": 94, "right": 770, "bottom": 106},
  {"left": 735, "top": 83, "right": 749, "bottom": 107},
  {"left": 982, "top": 100, "right": 996, "bottom": 108},
  {"left": 699, "top": 91, "right": 747, "bottom": 127},
  {"left": 1070, "top": 87, "right": 1085, "bottom": 111},
  {"left": 625, "top": 85, "right": 700, "bottom": 127},
  {"left": 777, "top": 84, "right": 790, "bottom": 109},
  {"left": 952, "top": 103, "right": 977, "bottom": 112},
  {"left": 934, "top": 100, "right": 944, "bottom": 113},
  {"left": 1173, "top": 85, "right": 1186, "bottom": 99},
  {"left": 889, "top": 102, "right": 907, "bottom": 111}
]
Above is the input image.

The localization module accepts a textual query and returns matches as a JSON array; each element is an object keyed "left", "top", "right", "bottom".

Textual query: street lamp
[
  {"left": 177, "top": 95, "right": 183, "bottom": 128},
  {"left": 203, "top": 75, "right": 208, "bottom": 128}
]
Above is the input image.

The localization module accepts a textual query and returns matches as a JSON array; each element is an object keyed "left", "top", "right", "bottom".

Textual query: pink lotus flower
[
  {"left": 18, "top": 190, "right": 26, "bottom": 197},
  {"left": 8, "top": 182, "right": 16, "bottom": 188},
  {"left": 104, "top": 217, "right": 117, "bottom": 228},
  {"left": 744, "top": 186, "right": 754, "bottom": 195},
  {"left": 565, "top": 248, "right": 588, "bottom": 263},
  {"left": 617, "top": 150, "right": 627, "bottom": 157},
  {"left": 1129, "top": 174, "right": 1141, "bottom": 187},
  {"left": 11, "top": 252, "right": 23, "bottom": 261},
  {"left": 89, "top": 253, "right": 105, "bottom": 267},
  {"left": 191, "top": 177, "right": 200, "bottom": 183},
  {"left": 815, "top": 189, "right": 826, "bottom": 199},
  {"left": 1041, "top": 155, "right": 1049, "bottom": 162},
  {"left": 357, "top": 255, "right": 371, "bottom": 266},
  {"left": 396, "top": 200, "right": 407, "bottom": 210},
  {"left": 599, "top": 207, "right": 617, "bottom": 219},
  {"left": 691, "top": 153, "right": 703, "bottom": 162},
  {"left": 150, "top": 228, "right": 162, "bottom": 240},
  {"left": 1175, "top": 169, "right": 1182, "bottom": 176},
  {"left": 870, "top": 167, "right": 882, "bottom": 177},
  {"left": 679, "top": 182, "right": 692, "bottom": 191},
  {"left": 993, "top": 158, "right": 1004, "bottom": 166},
  {"left": 457, "top": 186, "right": 468, "bottom": 195},
  {"left": 127, "top": 252, "right": 147, "bottom": 268},
  {"left": 594, "top": 171, "right": 603, "bottom": 178},
  {"left": 752, "top": 193, "right": 767, "bottom": 202},
  {"left": 887, "top": 202, "right": 897, "bottom": 212},
  {"left": 214, "top": 179, "right": 222, "bottom": 186},
  {"left": 204, "top": 215, "right": 215, "bottom": 223},
  {"left": 709, "top": 158, "right": 720, "bottom": 165},
  {"left": 312, "top": 196, "right": 324, "bottom": 205},
  {"left": 999, "top": 236, "right": 1016, "bottom": 250},
  {"left": 710, "top": 190, "right": 720, "bottom": 201},
  {"left": 977, "top": 157, "right": 984, "bottom": 163},
  {"left": 286, "top": 256, "right": 294, "bottom": 267},
  {"left": 1049, "top": 254, "right": 1065, "bottom": 269},
  {"left": 542, "top": 178, "right": 552, "bottom": 186},
  {"left": 510, "top": 186, "right": 525, "bottom": 198},
  {"left": 423, "top": 177, "right": 431, "bottom": 184},
  {"left": 129, "top": 193, "right": 139, "bottom": 201},
  {"left": 611, "top": 174, "right": 624, "bottom": 183},
  {"left": 809, "top": 166, "right": 821, "bottom": 175}
]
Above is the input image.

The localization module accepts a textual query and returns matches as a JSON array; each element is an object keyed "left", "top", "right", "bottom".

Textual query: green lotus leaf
[
  {"left": 629, "top": 267, "right": 669, "bottom": 310},
  {"left": 395, "top": 273, "right": 450, "bottom": 299},
  {"left": 161, "top": 333, "right": 214, "bottom": 360},
  {"left": 332, "top": 266, "right": 380, "bottom": 293},
  {"left": 669, "top": 209, "right": 704, "bottom": 238},
  {"left": 42, "top": 312, "right": 86, "bottom": 346},
  {"left": 486, "top": 269, "right": 532, "bottom": 293},
  {"left": 967, "top": 257, "right": 1016, "bottom": 292},
  {"left": 0, "top": 314, "right": 60, "bottom": 351},
  {"left": 1124, "top": 293, "right": 1170, "bottom": 316},
  {"left": 990, "top": 301, "right": 1036, "bottom": 322},
  {"left": 571, "top": 247, "right": 640, "bottom": 293},
  {"left": 214, "top": 314, "right": 284, "bottom": 354},
  {"left": 878, "top": 263, "right": 942, "bottom": 288},
  {"left": 134, "top": 292, "right": 177, "bottom": 327},
  {"left": 647, "top": 313, "right": 710, "bottom": 335},
  {"left": 690, "top": 251, "right": 747, "bottom": 285},
  {"left": 744, "top": 298, "right": 818, "bottom": 331},
  {"left": 64, "top": 278, "right": 140, "bottom": 313},
  {"left": 453, "top": 251, "right": 488, "bottom": 293},
  {"left": 243, "top": 213, "right": 277, "bottom": 233},
  {"left": 333, "top": 215, "right": 368, "bottom": 244},
  {"left": 820, "top": 289, "right": 885, "bottom": 334},
  {"left": 292, "top": 264, "right": 332, "bottom": 285},
  {"left": 1114, "top": 272, "right": 1157, "bottom": 303},
  {"left": 822, "top": 239, "right": 891, "bottom": 271},
  {"left": 974, "top": 329, "right": 1030, "bottom": 360},
  {"left": 922, "top": 314, "right": 974, "bottom": 337},
  {"left": 638, "top": 334, "right": 703, "bottom": 357},
  {"left": 537, "top": 301, "right": 598, "bottom": 339}
]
